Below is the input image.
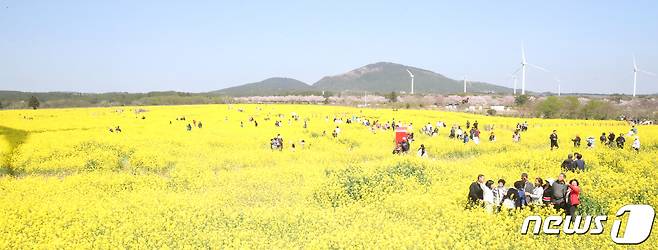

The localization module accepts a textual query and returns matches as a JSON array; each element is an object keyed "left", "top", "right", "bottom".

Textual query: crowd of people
[
  {"left": 467, "top": 172, "right": 581, "bottom": 216},
  {"left": 551, "top": 126, "right": 641, "bottom": 152}
]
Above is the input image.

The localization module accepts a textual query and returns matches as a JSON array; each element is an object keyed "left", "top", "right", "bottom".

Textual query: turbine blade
[
  {"left": 529, "top": 63, "right": 550, "bottom": 72},
  {"left": 512, "top": 67, "right": 522, "bottom": 75},
  {"left": 521, "top": 43, "right": 526, "bottom": 63},
  {"left": 641, "top": 70, "right": 656, "bottom": 76},
  {"left": 406, "top": 69, "right": 414, "bottom": 78},
  {"left": 633, "top": 55, "right": 637, "bottom": 69}
]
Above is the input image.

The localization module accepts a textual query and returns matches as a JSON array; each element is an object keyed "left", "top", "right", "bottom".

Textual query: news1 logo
[{"left": 521, "top": 205, "right": 655, "bottom": 245}]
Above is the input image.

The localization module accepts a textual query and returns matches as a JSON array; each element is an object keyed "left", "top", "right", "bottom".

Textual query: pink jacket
[{"left": 568, "top": 184, "right": 580, "bottom": 205}]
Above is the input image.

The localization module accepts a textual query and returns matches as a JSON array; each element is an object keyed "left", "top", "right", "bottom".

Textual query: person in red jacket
[{"left": 567, "top": 179, "right": 581, "bottom": 216}]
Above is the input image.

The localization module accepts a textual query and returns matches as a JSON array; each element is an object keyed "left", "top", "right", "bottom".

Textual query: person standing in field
[
  {"left": 571, "top": 135, "right": 581, "bottom": 147},
  {"left": 550, "top": 130, "right": 559, "bottom": 150},
  {"left": 552, "top": 173, "right": 568, "bottom": 213},
  {"left": 456, "top": 126, "right": 464, "bottom": 140},
  {"left": 472, "top": 128, "right": 481, "bottom": 145},
  {"left": 512, "top": 130, "right": 521, "bottom": 143},
  {"left": 542, "top": 179, "right": 553, "bottom": 205},
  {"left": 616, "top": 134, "right": 626, "bottom": 149},
  {"left": 526, "top": 177, "right": 545, "bottom": 206},
  {"left": 561, "top": 154, "right": 575, "bottom": 172},
  {"left": 513, "top": 181, "right": 527, "bottom": 209},
  {"left": 586, "top": 136, "right": 595, "bottom": 148},
  {"left": 573, "top": 153, "right": 585, "bottom": 171},
  {"left": 600, "top": 132, "right": 607, "bottom": 145},
  {"left": 632, "top": 136, "right": 641, "bottom": 152},
  {"left": 520, "top": 173, "right": 534, "bottom": 195},
  {"left": 467, "top": 174, "right": 485, "bottom": 208},
  {"left": 483, "top": 180, "right": 495, "bottom": 213},
  {"left": 567, "top": 179, "right": 581, "bottom": 216},
  {"left": 492, "top": 179, "right": 507, "bottom": 209},
  {"left": 417, "top": 144, "right": 428, "bottom": 158},
  {"left": 489, "top": 131, "right": 496, "bottom": 142},
  {"left": 607, "top": 132, "right": 616, "bottom": 147},
  {"left": 186, "top": 124, "right": 192, "bottom": 131},
  {"left": 197, "top": 121, "right": 203, "bottom": 128}
]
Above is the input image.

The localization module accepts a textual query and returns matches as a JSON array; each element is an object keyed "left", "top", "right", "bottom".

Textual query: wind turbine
[
  {"left": 633, "top": 55, "right": 656, "bottom": 97},
  {"left": 510, "top": 74, "right": 518, "bottom": 95},
  {"left": 463, "top": 75, "right": 471, "bottom": 93},
  {"left": 513, "top": 43, "right": 550, "bottom": 95},
  {"left": 555, "top": 77, "right": 562, "bottom": 96},
  {"left": 406, "top": 69, "right": 415, "bottom": 94}
]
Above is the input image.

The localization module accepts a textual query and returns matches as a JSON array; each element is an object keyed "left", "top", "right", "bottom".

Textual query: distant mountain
[
  {"left": 212, "top": 77, "right": 313, "bottom": 97},
  {"left": 313, "top": 62, "right": 512, "bottom": 94}
]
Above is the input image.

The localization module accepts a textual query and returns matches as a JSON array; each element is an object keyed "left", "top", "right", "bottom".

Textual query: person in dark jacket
[
  {"left": 542, "top": 179, "right": 553, "bottom": 205},
  {"left": 600, "top": 132, "right": 607, "bottom": 144},
  {"left": 616, "top": 134, "right": 626, "bottom": 149},
  {"left": 571, "top": 135, "right": 581, "bottom": 147},
  {"left": 561, "top": 154, "right": 576, "bottom": 172},
  {"left": 573, "top": 153, "right": 585, "bottom": 171},
  {"left": 467, "top": 174, "right": 485, "bottom": 208},
  {"left": 607, "top": 132, "right": 616, "bottom": 147},
  {"left": 520, "top": 173, "right": 534, "bottom": 194},
  {"left": 552, "top": 173, "right": 568, "bottom": 213},
  {"left": 550, "top": 130, "right": 559, "bottom": 150}
]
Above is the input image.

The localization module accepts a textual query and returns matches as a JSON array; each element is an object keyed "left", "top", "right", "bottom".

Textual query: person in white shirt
[
  {"left": 456, "top": 127, "right": 464, "bottom": 140},
  {"left": 492, "top": 179, "right": 507, "bottom": 207},
  {"left": 526, "top": 177, "right": 545, "bottom": 206},
  {"left": 632, "top": 136, "right": 640, "bottom": 152},
  {"left": 482, "top": 180, "right": 495, "bottom": 213}
]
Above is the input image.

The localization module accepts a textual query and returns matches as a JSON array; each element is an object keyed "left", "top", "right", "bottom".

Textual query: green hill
[
  {"left": 312, "top": 62, "right": 512, "bottom": 94},
  {"left": 212, "top": 77, "right": 313, "bottom": 97}
]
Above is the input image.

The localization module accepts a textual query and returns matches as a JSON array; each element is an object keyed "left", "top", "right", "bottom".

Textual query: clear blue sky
[{"left": 1, "top": 0, "right": 657, "bottom": 94}]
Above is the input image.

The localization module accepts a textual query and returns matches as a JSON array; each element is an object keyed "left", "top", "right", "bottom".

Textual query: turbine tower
[
  {"left": 556, "top": 77, "right": 562, "bottom": 96},
  {"left": 513, "top": 43, "right": 550, "bottom": 95},
  {"left": 510, "top": 74, "right": 518, "bottom": 95},
  {"left": 406, "top": 69, "right": 415, "bottom": 94},
  {"left": 633, "top": 55, "right": 656, "bottom": 97},
  {"left": 463, "top": 75, "right": 467, "bottom": 93}
]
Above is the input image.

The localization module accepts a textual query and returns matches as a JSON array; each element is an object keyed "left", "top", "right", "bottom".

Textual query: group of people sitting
[{"left": 468, "top": 172, "right": 581, "bottom": 216}]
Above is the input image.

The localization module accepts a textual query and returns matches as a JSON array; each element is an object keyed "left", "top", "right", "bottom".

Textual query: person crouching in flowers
[
  {"left": 467, "top": 174, "right": 485, "bottom": 208},
  {"left": 501, "top": 187, "right": 518, "bottom": 211}
]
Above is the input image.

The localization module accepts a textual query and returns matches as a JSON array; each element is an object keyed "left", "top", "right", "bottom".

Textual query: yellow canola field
[{"left": 1, "top": 104, "right": 657, "bottom": 249}]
